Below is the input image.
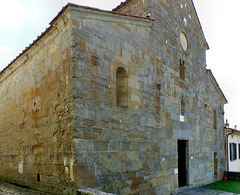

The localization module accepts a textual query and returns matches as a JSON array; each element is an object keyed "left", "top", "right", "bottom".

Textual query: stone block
[
  {"left": 127, "top": 151, "right": 139, "bottom": 161},
  {"left": 92, "top": 127, "right": 103, "bottom": 134},
  {"left": 121, "top": 141, "right": 130, "bottom": 151},
  {"left": 109, "top": 141, "right": 120, "bottom": 152},
  {"left": 51, "top": 49, "right": 60, "bottom": 64},
  {"left": 102, "top": 129, "right": 113, "bottom": 135},
  {"left": 118, "top": 23, "right": 132, "bottom": 33},
  {"left": 94, "top": 141, "right": 108, "bottom": 151},
  {"left": 140, "top": 143, "right": 148, "bottom": 152},
  {"left": 136, "top": 169, "right": 146, "bottom": 177},
  {"left": 84, "top": 133, "right": 98, "bottom": 140},
  {"left": 86, "top": 152, "right": 100, "bottom": 164},
  {"left": 37, "top": 60, "right": 45, "bottom": 72},
  {"left": 74, "top": 139, "right": 93, "bottom": 152},
  {"left": 152, "top": 161, "right": 161, "bottom": 172},
  {"left": 130, "top": 142, "right": 139, "bottom": 151}
]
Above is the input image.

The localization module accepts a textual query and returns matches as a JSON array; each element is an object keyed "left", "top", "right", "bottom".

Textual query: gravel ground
[{"left": 0, "top": 181, "right": 48, "bottom": 195}]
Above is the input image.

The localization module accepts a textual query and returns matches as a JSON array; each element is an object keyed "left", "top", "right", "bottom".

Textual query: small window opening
[
  {"left": 181, "top": 95, "right": 185, "bottom": 116},
  {"left": 214, "top": 152, "right": 218, "bottom": 175},
  {"left": 239, "top": 144, "right": 240, "bottom": 159},
  {"left": 116, "top": 67, "right": 128, "bottom": 108},
  {"left": 156, "top": 84, "right": 161, "bottom": 111},
  {"left": 230, "top": 143, "right": 237, "bottom": 161},
  {"left": 179, "top": 59, "right": 185, "bottom": 80},
  {"left": 37, "top": 173, "right": 40, "bottom": 182},
  {"left": 214, "top": 109, "right": 217, "bottom": 129},
  {"left": 156, "top": 84, "right": 161, "bottom": 98}
]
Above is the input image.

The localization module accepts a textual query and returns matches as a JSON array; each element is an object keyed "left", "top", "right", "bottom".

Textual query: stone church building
[{"left": 0, "top": 0, "right": 227, "bottom": 194}]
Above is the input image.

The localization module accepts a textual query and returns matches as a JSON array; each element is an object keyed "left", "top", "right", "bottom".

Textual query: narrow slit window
[
  {"left": 157, "top": 84, "right": 161, "bottom": 97},
  {"left": 179, "top": 59, "right": 185, "bottom": 80},
  {"left": 214, "top": 152, "right": 218, "bottom": 175},
  {"left": 156, "top": 84, "right": 161, "bottom": 111},
  {"left": 116, "top": 67, "right": 128, "bottom": 108},
  {"left": 181, "top": 95, "right": 185, "bottom": 116},
  {"left": 214, "top": 109, "right": 217, "bottom": 129}
]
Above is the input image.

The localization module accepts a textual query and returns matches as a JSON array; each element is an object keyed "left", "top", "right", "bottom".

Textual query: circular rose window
[{"left": 180, "top": 32, "right": 188, "bottom": 51}]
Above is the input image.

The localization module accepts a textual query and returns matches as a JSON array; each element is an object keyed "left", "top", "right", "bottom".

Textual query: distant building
[
  {"left": 225, "top": 124, "right": 240, "bottom": 172},
  {"left": 0, "top": 1, "right": 227, "bottom": 194}
]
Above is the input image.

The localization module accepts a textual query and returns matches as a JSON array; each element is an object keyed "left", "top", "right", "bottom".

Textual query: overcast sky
[{"left": 0, "top": 0, "right": 238, "bottom": 128}]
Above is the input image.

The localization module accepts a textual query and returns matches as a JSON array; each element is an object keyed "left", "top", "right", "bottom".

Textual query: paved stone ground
[
  {"left": 176, "top": 187, "right": 236, "bottom": 195},
  {"left": 78, "top": 188, "right": 114, "bottom": 195},
  {"left": 0, "top": 181, "right": 48, "bottom": 195},
  {"left": 0, "top": 182, "right": 237, "bottom": 195}
]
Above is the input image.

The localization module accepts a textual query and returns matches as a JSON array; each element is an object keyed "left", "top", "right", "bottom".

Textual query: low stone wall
[{"left": 225, "top": 171, "right": 240, "bottom": 180}]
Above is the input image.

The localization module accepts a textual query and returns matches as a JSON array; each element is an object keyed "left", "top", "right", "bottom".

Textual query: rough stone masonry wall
[
  {"left": 70, "top": 9, "right": 163, "bottom": 194},
  {"left": 0, "top": 2, "right": 226, "bottom": 195},
  {"left": 71, "top": 1, "right": 226, "bottom": 195},
  {"left": 121, "top": 0, "right": 226, "bottom": 190},
  {"left": 147, "top": 0, "right": 226, "bottom": 187},
  {"left": 0, "top": 10, "right": 76, "bottom": 194},
  {"left": 117, "top": 0, "right": 226, "bottom": 186},
  {"left": 113, "top": 0, "right": 152, "bottom": 16}
]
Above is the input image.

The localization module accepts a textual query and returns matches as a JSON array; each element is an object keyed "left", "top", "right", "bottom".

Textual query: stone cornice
[{"left": 70, "top": 6, "right": 153, "bottom": 28}]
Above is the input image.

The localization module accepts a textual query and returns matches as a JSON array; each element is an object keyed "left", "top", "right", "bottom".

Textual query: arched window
[{"left": 116, "top": 67, "right": 128, "bottom": 108}]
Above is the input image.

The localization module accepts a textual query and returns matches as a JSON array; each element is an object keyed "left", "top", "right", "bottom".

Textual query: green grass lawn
[{"left": 203, "top": 180, "right": 240, "bottom": 194}]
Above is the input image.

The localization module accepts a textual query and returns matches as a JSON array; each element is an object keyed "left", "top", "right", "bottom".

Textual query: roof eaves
[
  {"left": 113, "top": 0, "right": 132, "bottom": 12},
  {"left": 226, "top": 128, "right": 240, "bottom": 133},
  {"left": 0, "top": 3, "right": 71, "bottom": 76},
  {"left": 0, "top": 3, "right": 153, "bottom": 77},
  {"left": 190, "top": 0, "right": 209, "bottom": 50},
  {"left": 207, "top": 69, "right": 228, "bottom": 104}
]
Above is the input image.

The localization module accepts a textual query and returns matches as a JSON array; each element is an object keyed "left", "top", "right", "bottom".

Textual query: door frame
[{"left": 178, "top": 140, "right": 189, "bottom": 187}]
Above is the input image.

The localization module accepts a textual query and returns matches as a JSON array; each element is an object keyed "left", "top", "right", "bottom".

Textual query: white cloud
[{"left": 0, "top": 0, "right": 31, "bottom": 31}]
